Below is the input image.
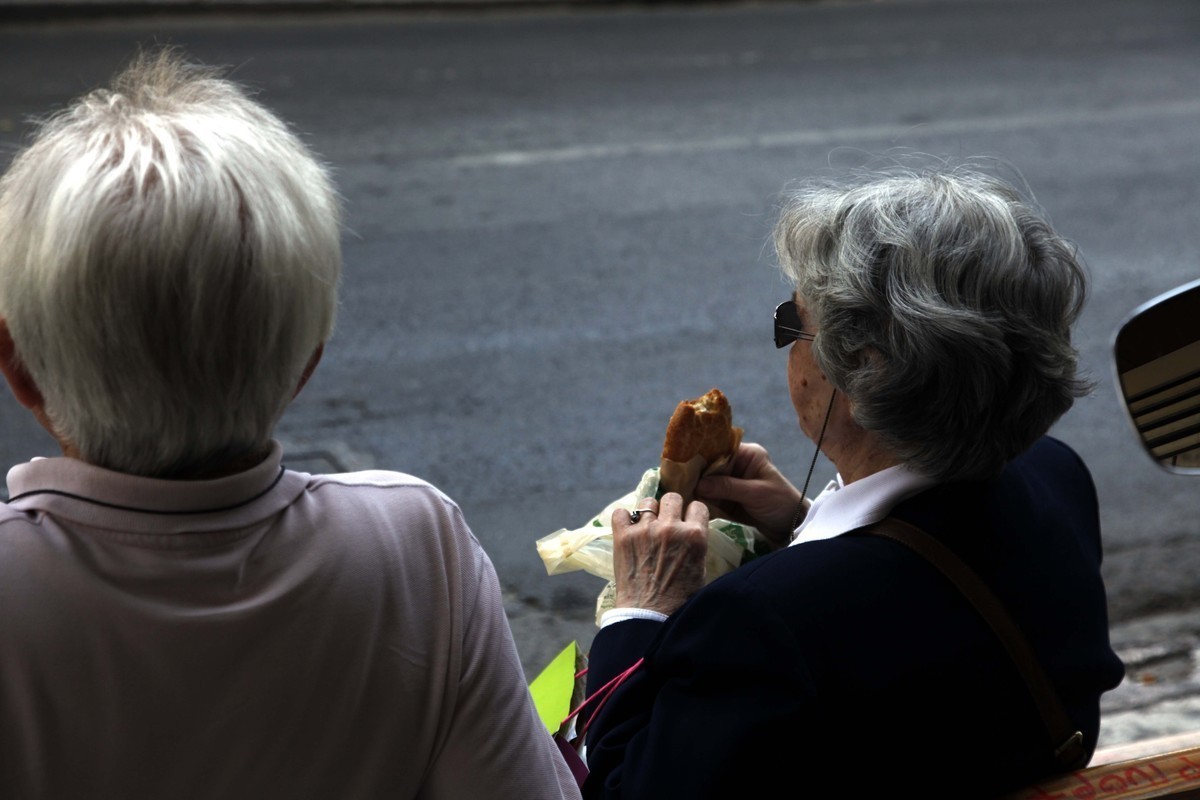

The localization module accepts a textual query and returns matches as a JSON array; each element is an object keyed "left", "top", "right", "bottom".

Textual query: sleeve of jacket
[{"left": 581, "top": 572, "right": 820, "bottom": 799}]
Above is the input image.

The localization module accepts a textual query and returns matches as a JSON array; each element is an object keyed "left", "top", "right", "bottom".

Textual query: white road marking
[{"left": 446, "top": 99, "right": 1200, "bottom": 169}]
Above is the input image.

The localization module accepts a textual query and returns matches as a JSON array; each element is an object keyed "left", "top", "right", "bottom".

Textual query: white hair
[{"left": 0, "top": 49, "right": 342, "bottom": 477}]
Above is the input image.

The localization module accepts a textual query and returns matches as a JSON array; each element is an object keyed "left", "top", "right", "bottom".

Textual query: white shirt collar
[{"left": 789, "top": 462, "right": 937, "bottom": 546}]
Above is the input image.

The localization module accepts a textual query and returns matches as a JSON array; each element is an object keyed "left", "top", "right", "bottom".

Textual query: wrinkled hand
[
  {"left": 611, "top": 492, "right": 709, "bottom": 616},
  {"left": 694, "top": 442, "right": 806, "bottom": 549}
]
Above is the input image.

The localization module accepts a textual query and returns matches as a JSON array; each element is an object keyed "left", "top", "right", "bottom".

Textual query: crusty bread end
[{"left": 661, "top": 388, "right": 738, "bottom": 464}]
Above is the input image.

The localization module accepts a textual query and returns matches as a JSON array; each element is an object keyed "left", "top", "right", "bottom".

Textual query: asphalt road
[{"left": 2, "top": 0, "right": 1199, "bottom": 726}]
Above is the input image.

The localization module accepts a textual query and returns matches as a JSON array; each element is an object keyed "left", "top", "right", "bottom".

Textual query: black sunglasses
[{"left": 774, "top": 301, "right": 816, "bottom": 349}]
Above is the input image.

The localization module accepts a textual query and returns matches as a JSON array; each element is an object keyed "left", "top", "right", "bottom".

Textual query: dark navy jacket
[{"left": 581, "top": 437, "right": 1125, "bottom": 799}]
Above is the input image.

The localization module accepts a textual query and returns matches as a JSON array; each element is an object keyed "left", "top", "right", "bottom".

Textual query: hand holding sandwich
[
  {"left": 655, "top": 390, "right": 804, "bottom": 544},
  {"left": 606, "top": 387, "right": 791, "bottom": 616},
  {"left": 611, "top": 493, "right": 710, "bottom": 616},
  {"left": 696, "top": 443, "right": 807, "bottom": 550}
]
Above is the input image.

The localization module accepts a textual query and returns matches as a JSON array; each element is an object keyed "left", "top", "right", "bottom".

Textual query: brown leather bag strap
[{"left": 863, "top": 516, "right": 1087, "bottom": 771}]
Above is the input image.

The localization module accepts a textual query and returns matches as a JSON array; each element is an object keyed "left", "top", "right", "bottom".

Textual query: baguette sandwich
[{"left": 658, "top": 388, "right": 743, "bottom": 508}]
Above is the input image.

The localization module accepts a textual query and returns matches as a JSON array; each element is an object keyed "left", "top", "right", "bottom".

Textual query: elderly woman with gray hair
[
  {"left": 0, "top": 51, "right": 581, "bottom": 800},
  {"left": 579, "top": 166, "right": 1125, "bottom": 799}
]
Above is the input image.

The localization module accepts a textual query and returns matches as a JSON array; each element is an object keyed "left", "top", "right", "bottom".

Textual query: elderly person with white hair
[
  {"left": 577, "top": 166, "right": 1125, "bottom": 799},
  {"left": 0, "top": 51, "right": 581, "bottom": 800}
]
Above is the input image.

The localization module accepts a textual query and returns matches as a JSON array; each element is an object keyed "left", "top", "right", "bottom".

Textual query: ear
[
  {"left": 0, "top": 319, "right": 45, "bottom": 411},
  {"left": 292, "top": 342, "right": 324, "bottom": 399}
]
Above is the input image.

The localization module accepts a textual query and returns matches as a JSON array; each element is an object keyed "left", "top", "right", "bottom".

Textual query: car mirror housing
[{"left": 1112, "top": 277, "right": 1200, "bottom": 474}]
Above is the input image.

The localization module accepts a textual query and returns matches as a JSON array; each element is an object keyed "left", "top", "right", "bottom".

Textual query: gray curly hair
[{"left": 774, "top": 164, "right": 1089, "bottom": 481}]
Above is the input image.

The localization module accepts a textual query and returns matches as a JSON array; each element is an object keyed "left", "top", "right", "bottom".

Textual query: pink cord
[{"left": 560, "top": 657, "right": 645, "bottom": 737}]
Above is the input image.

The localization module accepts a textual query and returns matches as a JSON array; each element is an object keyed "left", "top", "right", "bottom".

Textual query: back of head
[
  {"left": 774, "top": 162, "right": 1089, "bottom": 481},
  {"left": 0, "top": 49, "right": 342, "bottom": 477}
]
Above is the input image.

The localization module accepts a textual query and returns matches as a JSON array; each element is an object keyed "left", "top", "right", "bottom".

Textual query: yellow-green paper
[{"left": 529, "top": 641, "right": 579, "bottom": 734}]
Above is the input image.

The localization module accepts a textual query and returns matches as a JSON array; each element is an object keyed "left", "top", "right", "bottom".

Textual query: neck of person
[
  {"left": 826, "top": 427, "right": 902, "bottom": 486},
  {"left": 50, "top": 431, "right": 271, "bottom": 481},
  {"left": 812, "top": 392, "right": 903, "bottom": 486}
]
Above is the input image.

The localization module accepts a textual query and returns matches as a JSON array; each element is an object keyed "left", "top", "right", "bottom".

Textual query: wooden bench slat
[
  {"left": 1004, "top": 740, "right": 1200, "bottom": 799},
  {"left": 1092, "top": 733, "right": 1200, "bottom": 767}
]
